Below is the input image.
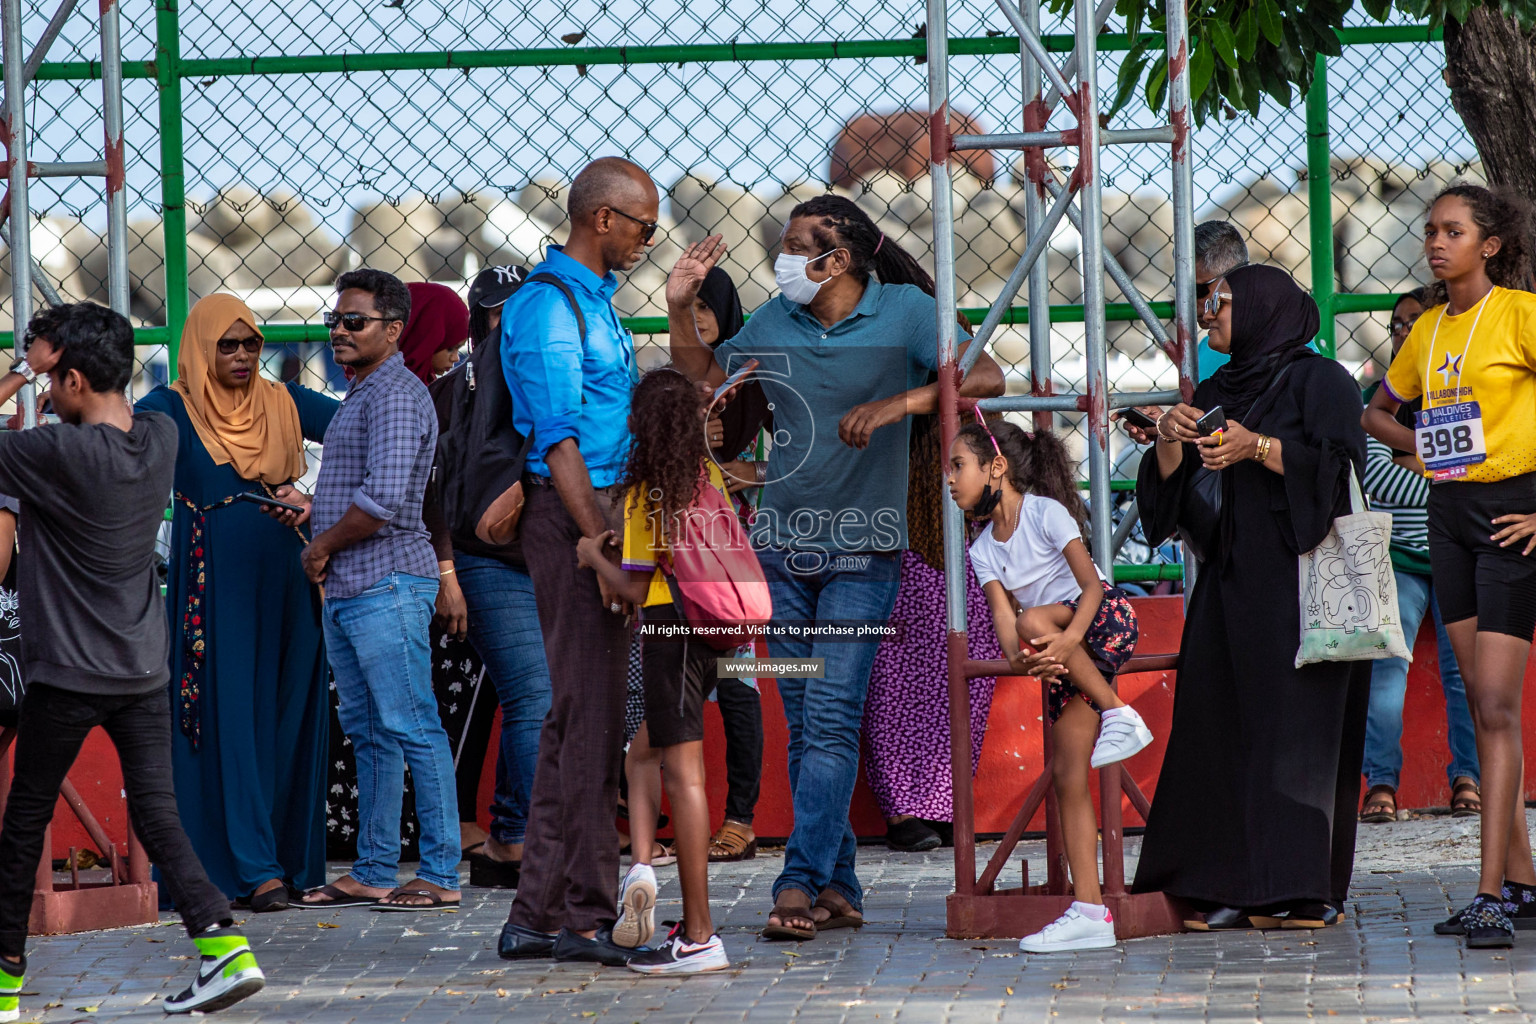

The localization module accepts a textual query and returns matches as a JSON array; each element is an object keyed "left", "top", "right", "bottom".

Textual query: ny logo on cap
[{"left": 491, "top": 266, "right": 524, "bottom": 285}]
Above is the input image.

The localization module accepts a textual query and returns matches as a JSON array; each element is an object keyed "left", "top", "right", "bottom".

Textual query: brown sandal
[
  {"left": 762, "top": 892, "right": 817, "bottom": 941},
  {"left": 708, "top": 820, "right": 758, "bottom": 862},
  {"left": 813, "top": 889, "right": 864, "bottom": 931},
  {"left": 1360, "top": 784, "right": 1397, "bottom": 824},
  {"left": 1452, "top": 777, "right": 1482, "bottom": 817}
]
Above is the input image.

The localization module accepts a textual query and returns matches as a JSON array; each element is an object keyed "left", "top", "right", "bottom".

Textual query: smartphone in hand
[
  {"left": 1120, "top": 408, "right": 1158, "bottom": 432},
  {"left": 235, "top": 491, "right": 306, "bottom": 515},
  {"left": 1194, "top": 405, "right": 1227, "bottom": 438}
]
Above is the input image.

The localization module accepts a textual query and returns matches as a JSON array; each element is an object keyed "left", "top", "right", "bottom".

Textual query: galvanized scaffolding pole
[
  {"left": 934, "top": 0, "right": 1195, "bottom": 939},
  {"left": 0, "top": 0, "right": 129, "bottom": 346}
]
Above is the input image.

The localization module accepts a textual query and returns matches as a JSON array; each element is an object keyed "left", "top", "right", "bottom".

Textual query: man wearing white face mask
[{"left": 666, "top": 195, "right": 1005, "bottom": 941}]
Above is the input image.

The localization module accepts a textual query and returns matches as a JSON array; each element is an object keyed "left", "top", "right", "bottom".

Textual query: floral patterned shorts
[{"left": 1044, "top": 583, "right": 1139, "bottom": 723}]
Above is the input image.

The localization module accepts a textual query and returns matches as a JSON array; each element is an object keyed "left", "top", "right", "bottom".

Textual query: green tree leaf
[
  {"left": 1209, "top": 21, "right": 1240, "bottom": 66},
  {"left": 1143, "top": 53, "right": 1169, "bottom": 112},
  {"left": 1256, "top": 0, "right": 1285, "bottom": 45},
  {"left": 1190, "top": 37, "right": 1217, "bottom": 100},
  {"left": 1235, "top": 11, "right": 1260, "bottom": 59}
]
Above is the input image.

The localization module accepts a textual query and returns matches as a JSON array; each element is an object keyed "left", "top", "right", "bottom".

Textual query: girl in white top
[{"left": 948, "top": 416, "right": 1151, "bottom": 954}]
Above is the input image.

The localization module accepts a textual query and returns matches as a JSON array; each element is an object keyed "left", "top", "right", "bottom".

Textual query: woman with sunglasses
[
  {"left": 1124, "top": 264, "right": 1370, "bottom": 932},
  {"left": 137, "top": 293, "right": 341, "bottom": 913}
]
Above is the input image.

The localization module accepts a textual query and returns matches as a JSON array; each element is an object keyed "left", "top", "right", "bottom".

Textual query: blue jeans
[
  {"left": 323, "top": 572, "right": 460, "bottom": 891},
  {"left": 759, "top": 547, "right": 902, "bottom": 912},
  {"left": 1362, "top": 567, "right": 1480, "bottom": 790},
  {"left": 454, "top": 552, "right": 552, "bottom": 846}
]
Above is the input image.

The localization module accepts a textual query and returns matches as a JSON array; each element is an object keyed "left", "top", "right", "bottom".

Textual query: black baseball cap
[{"left": 467, "top": 264, "right": 528, "bottom": 310}]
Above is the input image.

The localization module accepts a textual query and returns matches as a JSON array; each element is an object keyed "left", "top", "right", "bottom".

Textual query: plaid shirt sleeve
[{"left": 354, "top": 385, "right": 433, "bottom": 522}]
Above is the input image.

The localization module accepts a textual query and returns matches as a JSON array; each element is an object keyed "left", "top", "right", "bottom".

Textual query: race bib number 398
[{"left": 1416, "top": 401, "right": 1487, "bottom": 480}]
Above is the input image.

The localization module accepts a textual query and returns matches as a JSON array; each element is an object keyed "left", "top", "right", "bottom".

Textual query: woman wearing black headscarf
[{"left": 1126, "top": 264, "right": 1371, "bottom": 929}]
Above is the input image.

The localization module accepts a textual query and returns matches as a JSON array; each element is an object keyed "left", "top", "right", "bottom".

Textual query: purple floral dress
[{"left": 861, "top": 551, "right": 1002, "bottom": 821}]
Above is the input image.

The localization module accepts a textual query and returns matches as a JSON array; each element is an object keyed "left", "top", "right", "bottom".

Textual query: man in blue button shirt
[
  {"left": 497, "top": 157, "right": 658, "bottom": 967},
  {"left": 667, "top": 195, "right": 1005, "bottom": 941}
]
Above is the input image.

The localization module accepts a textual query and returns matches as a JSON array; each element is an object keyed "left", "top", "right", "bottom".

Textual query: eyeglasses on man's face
[
  {"left": 323, "top": 310, "right": 393, "bottom": 333},
  {"left": 608, "top": 206, "right": 659, "bottom": 243}
]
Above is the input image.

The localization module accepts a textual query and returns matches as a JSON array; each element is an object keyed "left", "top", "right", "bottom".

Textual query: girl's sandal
[
  {"left": 1359, "top": 784, "right": 1397, "bottom": 824},
  {"left": 708, "top": 821, "right": 758, "bottom": 863},
  {"left": 1451, "top": 778, "right": 1482, "bottom": 817}
]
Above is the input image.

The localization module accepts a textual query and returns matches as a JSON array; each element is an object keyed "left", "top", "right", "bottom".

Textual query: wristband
[{"left": 8, "top": 359, "right": 34, "bottom": 383}]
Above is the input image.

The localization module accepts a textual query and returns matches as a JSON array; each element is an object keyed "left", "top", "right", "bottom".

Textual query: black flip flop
[
  {"left": 371, "top": 888, "right": 462, "bottom": 912},
  {"left": 291, "top": 882, "right": 380, "bottom": 909}
]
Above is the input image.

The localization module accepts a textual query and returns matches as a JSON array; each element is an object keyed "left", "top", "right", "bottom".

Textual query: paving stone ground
[{"left": 12, "top": 813, "right": 1536, "bottom": 1023}]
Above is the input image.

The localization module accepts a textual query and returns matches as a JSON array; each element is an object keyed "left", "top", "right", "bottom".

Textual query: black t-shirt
[{"left": 0, "top": 412, "right": 175, "bottom": 694}]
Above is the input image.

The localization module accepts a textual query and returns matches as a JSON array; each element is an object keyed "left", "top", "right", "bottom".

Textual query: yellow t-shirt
[
  {"left": 1383, "top": 286, "right": 1536, "bottom": 483},
  {"left": 621, "top": 462, "right": 732, "bottom": 608}
]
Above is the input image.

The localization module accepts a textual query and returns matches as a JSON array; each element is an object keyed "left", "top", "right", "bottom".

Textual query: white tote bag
[{"left": 1295, "top": 467, "right": 1412, "bottom": 668}]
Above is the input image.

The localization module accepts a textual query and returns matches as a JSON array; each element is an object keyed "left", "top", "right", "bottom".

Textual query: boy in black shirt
[{"left": 0, "top": 303, "right": 263, "bottom": 1020}]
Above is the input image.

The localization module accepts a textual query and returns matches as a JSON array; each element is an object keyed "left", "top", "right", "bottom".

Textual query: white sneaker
[
  {"left": 627, "top": 923, "right": 730, "bottom": 974},
  {"left": 1018, "top": 904, "right": 1118, "bottom": 953},
  {"left": 1090, "top": 706, "right": 1153, "bottom": 768},
  {"left": 613, "top": 862, "right": 657, "bottom": 949}
]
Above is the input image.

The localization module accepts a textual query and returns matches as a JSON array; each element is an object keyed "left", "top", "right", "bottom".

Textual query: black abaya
[{"left": 1131, "top": 353, "right": 1372, "bottom": 908}]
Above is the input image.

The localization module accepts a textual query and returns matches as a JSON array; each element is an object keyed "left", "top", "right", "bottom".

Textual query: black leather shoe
[
  {"left": 885, "top": 817, "right": 942, "bottom": 852},
  {"left": 1183, "top": 906, "right": 1254, "bottom": 931},
  {"left": 552, "top": 926, "right": 636, "bottom": 966},
  {"left": 469, "top": 852, "right": 521, "bottom": 889},
  {"left": 498, "top": 922, "right": 557, "bottom": 960},
  {"left": 1281, "top": 901, "right": 1342, "bottom": 929},
  {"left": 249, "top": 886, "right": 291, "bottom": 913}
]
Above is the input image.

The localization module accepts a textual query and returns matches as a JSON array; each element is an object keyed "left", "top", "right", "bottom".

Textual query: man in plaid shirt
[{"left": 271, "top": 268, "right": 461, "bottom": 911}]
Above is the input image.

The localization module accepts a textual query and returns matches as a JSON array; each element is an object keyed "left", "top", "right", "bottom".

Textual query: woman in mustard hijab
[{"left": 137, "top": 293, "right": 340, "bottom": 912}]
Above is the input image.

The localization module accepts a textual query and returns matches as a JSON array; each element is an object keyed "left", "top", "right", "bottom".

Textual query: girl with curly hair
[{"left": 576, "top": 367, "right": 735, "bottom": 974}]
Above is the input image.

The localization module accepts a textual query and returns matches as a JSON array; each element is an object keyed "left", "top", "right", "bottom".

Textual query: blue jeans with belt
[
  {"left": 454, "top": 552, "right": 552, "bottom": 846},
  {"left": 1362, "top": 567, "right": 1480, "bottom": 791},
  {"left": 758, "top": 547, "right": 902, "bottom": 913},
  {"left": 323, "top": 572, "right": 460, "bottom": 891}
]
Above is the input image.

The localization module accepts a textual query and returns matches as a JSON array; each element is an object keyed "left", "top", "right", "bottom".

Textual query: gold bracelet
[
  {"left": 439, "top": 566, "right": 456, "bottom": 576},
  {"left": 1253, "top": 435, "right": 1272, "bottom": 463}
]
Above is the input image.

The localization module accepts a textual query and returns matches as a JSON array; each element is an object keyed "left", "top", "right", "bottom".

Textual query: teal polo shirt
[{"left": 714, "top": 280, "right": 944, "bottom": 552}]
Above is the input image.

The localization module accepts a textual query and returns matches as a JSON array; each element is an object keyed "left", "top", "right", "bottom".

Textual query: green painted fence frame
[
  {"left": 0, "top": 19, "right": 1442, "bottom": 359},
  {"left": 11, "top": 17, "right": 1451, "bottom": 578}
]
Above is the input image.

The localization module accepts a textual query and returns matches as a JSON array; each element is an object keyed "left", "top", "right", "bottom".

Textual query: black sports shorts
[{"left": 1428, "top": 471, "right": 1536, "bottom": 640}]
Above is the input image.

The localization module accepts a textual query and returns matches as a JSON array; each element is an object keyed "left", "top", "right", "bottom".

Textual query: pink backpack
[{"left": 664, "top": 474, "right": 773, "bottom": 650}]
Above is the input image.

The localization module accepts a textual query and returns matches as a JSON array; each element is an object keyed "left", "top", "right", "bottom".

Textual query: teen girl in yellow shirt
[{"left": 1365, "top": 184, "right": 1536, "bottom": 949}]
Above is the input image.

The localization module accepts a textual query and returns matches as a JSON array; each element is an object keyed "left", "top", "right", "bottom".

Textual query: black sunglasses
[
  {"left": 323, "top": 311, "right": 394, "bottom": 332},
  {"left": 608, "top": 206, "right": 659, "bottom": 243},
  {"left": 216, "top": 336, "right": 263, "bottom": 355}
]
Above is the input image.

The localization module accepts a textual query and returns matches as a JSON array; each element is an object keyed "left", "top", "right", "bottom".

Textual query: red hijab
[{"left": 399, "top": 282, "right": 470, "bottom": 384}]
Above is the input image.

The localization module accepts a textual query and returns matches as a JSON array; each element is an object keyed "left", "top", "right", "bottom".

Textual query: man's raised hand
[{"left": 666, "top": 235, "right": 728, "bottom": 309}]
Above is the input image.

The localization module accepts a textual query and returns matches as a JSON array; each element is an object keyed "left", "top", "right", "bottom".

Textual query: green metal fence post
[
  {"left": 154, "top": 0, "right": 187, "bottom": 377},
  {"left": 1306, "top": 53, "right": 1336, "bottom": 357}
]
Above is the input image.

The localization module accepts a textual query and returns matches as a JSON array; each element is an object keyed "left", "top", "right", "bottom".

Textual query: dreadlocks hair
[
  {"left": 787, "top": 194, "right": 973, "bottom": 331},
  {"left": 955, "top": 420, "right": 1087, "bottom": 536},
  {"left": 1430, "top": 183, "right": 1536, "bottom": 293},
  {"left": 789, "top": 194, "right": 933, "bottom": 291},
  {"left": 614, "top": 367, "right": 711, "bottom": 531}
]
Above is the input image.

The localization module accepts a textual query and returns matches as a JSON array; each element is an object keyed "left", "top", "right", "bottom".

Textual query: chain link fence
[{"left": 7, "top": 3, "right": 1480, "bottom": 489}]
